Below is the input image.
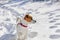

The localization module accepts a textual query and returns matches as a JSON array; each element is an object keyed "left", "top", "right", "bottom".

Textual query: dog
[{"left": 16, "top": 14, "right": 36, "bottom": 40}]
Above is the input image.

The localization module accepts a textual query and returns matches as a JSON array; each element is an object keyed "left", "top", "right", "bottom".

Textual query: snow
[{"left": 0, "top": 0, "right": 60, "bottom": 40}]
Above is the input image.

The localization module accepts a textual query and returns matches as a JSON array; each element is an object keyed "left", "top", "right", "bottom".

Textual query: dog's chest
[{"left": 17, "top": 19, "right": 28, "bottom": 32}]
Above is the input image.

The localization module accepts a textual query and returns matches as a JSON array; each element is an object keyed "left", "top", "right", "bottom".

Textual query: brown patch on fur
[{"left": 24, "top": 14, "right": 32, "bottom": 22}]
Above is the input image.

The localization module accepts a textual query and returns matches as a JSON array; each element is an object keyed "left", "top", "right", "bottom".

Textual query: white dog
[{"left": 16, "top": 14, "right": 36, "bottom": 40}]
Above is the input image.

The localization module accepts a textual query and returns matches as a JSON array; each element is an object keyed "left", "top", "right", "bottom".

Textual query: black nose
[{"left": 35, "top": 20, "right": 36, "bottom": 22}]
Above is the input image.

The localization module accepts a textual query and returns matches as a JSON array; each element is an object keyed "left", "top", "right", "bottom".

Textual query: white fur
[
  {"left": 16, "top": 14, "right": 36, "bottom": 40},
  {"left": 16, "top": 17, "right": 29, "bottom": 40}
]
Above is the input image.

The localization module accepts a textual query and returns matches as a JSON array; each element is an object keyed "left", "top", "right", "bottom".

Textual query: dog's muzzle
[{"left": 31, "top": 20, "right": 36, "bottom": 23}]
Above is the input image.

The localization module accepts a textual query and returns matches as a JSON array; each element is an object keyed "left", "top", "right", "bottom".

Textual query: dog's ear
[{"left": 25, "top": 15, "right": 28, "bottom": 18}]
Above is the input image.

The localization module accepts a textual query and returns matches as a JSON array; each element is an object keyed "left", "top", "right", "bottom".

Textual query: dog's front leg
[
  {"left": 16, "top": 32, "right": 23, "bottom": 40},
  {"left": 17, "top": 31, "right": 27, "bottom": 40},
  {"left": 16, "top": 32, "right": 21, "bottom": 40}
]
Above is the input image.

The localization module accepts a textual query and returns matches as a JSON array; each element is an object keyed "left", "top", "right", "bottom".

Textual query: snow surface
[{"left": 0, "top": 0, "right": 60, "bottom": 40}]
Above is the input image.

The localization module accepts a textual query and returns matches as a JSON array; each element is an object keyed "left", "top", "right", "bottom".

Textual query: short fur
[{"left": 16, "top": 14, "right": 36, "bottom": 40}]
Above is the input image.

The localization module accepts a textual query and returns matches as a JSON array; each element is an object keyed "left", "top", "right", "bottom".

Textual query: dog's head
[{"left": 24, "top": 14, "right": 36, "bottom": 23}]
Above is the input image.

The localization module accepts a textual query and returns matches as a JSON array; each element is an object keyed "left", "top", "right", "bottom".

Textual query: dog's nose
[
  {"left": 34, "top": 20, "right": 36, "bottom": 23},
  {"left": 32, "top": 20, "right": 36, "bottom": 23}
]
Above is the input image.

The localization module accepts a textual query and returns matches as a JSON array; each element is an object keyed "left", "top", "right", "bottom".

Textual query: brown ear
[
  {"left": 25, "top": 15, "right": 28, "bottom": 18},
  {"left": 24, "top": 15, "right": 28, "bottom": 20}
]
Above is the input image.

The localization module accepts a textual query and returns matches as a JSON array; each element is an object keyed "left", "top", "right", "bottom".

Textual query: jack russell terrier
[{"left": 16, "top": 14, "right": 36, "bottom": 40}]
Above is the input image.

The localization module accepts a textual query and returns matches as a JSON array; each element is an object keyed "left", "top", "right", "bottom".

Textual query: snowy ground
[{"left": 0, "top": 0, "right": 60, "bottom": 40}]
